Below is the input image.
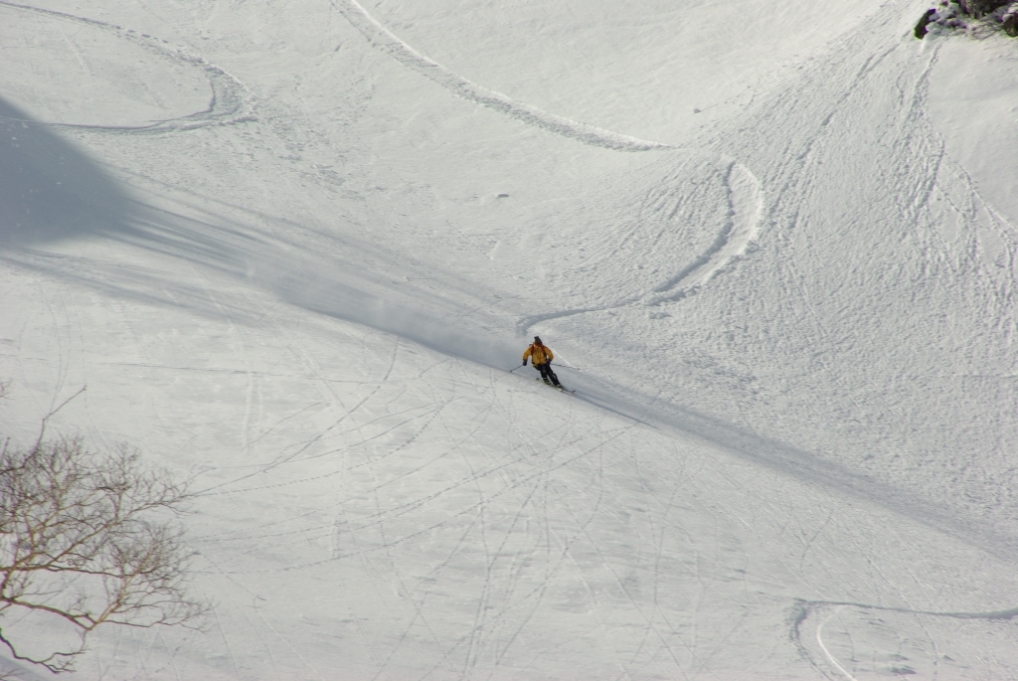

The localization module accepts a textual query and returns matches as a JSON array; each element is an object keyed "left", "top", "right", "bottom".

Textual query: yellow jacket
[{"left": 523, "top": 343, "right": 554, "bottom": 365}]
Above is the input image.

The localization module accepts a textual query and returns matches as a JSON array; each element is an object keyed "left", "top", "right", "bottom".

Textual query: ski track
[
  {"left": 644, "top": 161, "right": 763, "bottom": 304},
  {"left": 794, "top": 597, "right": 1018, "bottom": 680},
  {"left": 815, "top": 607, "right": 858, "bottom": 681},
  {"left": 331, "top": 0, "right": 671, "bottom": 153},
  {"left": 516, "top": 158, "right": 764, "bottom": 334},
  {"left": 10, "top": 1, "right": 1018, "bottom": 678},
  {"left": 0, "top": 0, "right": 255, "bottom": 133},
  {"left": 333, "top": 0, "right": 764, "bottom": 331}
]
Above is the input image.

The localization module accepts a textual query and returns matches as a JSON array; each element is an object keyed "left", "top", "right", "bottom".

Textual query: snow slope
[{"left": 2, "top": 0, "right": 1018, "bottom": 679}]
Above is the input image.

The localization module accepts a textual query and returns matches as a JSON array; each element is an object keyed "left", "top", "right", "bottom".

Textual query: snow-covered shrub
[
  {"left": 915, "top": 0, "right": 1018, "bottom": 37},
  {"left": 1002, "top": 3, "right": 1018, "bottom": 35},
  {"left": 959, "top": 0, "right": 1009, "bottom": 16}
]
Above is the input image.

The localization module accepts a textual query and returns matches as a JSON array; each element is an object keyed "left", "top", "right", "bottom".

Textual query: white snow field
[{"left": 2, "top": 0, "right": 1018, "bottom": 678}]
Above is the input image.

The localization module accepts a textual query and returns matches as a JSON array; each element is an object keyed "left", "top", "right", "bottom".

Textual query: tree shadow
[
  {"left": 0, "top": 96, "right": 264, "bottom": 327},
  {"left": 3, "top": 98, "right": 1013, "bottom": 569},
  {"left": 0, "top": 95, "right": 520, "bottom": 364},
  {"left": 0, "top": 97, "right": 141, "bottom": 248}
]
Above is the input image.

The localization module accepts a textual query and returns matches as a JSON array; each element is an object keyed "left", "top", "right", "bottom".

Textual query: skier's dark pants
[{"left": 534, "top": 362, "right": 560, "bottom": 386}]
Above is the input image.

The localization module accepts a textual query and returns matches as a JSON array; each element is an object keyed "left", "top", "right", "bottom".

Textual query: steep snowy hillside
[{"left": 2, "top": 0, "right": 1017, "bottom": 679}]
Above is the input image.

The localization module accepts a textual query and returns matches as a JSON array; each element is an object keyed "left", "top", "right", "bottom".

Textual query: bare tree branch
[
  {"left": 31, "top": 387, "right": 86, "bottom": 455},
  {"left": 0, "top": 427, "right": 209, "bottom": 673}
]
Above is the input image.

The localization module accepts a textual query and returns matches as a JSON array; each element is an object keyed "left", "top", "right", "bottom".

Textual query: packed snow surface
[{"left": 2, "top": 0, "right": 1018, "bottom": 679}]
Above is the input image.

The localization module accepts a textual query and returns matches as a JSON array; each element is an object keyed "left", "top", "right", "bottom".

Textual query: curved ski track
[
  {"left": 0, "top": 1, "right": 255, "bottom": 133},
  {"left": 331, "top": 0, "right": 671, "bottom": 153},
  {"left": 793, "top": 598, "right": 1018, "bottom": 681},
  {"left": 333, "top": 0, "right": 764, "bottom": 329},
  {"left": 517, "top": 159, "right": 763, "bottom": 334}
]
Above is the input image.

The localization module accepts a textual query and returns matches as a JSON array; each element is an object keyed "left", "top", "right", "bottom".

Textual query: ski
[{"left": 536, "top": 378, "right": 575, "bottom": 394}]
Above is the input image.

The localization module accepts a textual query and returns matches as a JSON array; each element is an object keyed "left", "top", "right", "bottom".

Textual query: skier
[{"left": 521, "top": 336, "right": 561, "bottom": 388}]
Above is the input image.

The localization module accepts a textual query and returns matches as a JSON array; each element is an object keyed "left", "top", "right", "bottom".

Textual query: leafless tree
[{"left": 0, "top": 423, "right": 208, "bottom": 673}]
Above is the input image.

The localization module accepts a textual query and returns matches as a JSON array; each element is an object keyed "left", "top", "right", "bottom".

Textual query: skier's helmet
[{"left": 534, "top": 336, "right": 542, "bottom": 344}]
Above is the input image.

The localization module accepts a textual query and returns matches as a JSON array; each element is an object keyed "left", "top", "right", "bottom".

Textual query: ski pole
[{"left": 551, "top": 363, "right": 581, "bottom": 371}]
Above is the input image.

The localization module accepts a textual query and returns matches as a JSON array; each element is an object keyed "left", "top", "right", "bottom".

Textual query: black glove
[{"left": 522, "top": 359, "right": 528, "bottom": 366}]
